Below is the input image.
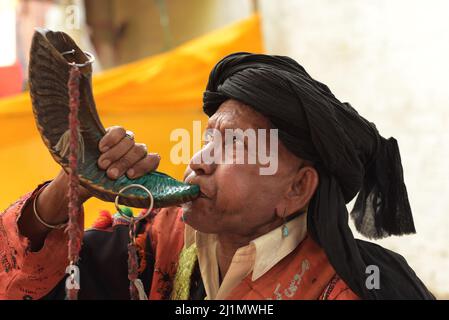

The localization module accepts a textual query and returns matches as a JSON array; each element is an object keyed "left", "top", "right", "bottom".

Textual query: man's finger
[
  {"left": 98, "top": 136, "right": 134, "bottom": 170},
  {"left": 98, "top": 126, "right": 126, "bottom": 152},
  {"left": 107, "top": 144, "right": 149, "bottom": 179},
  {"left": 126, "top": 153, "right": 161, "bottom": 179}
]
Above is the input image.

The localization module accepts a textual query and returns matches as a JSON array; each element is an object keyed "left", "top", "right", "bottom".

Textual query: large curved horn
[{"left": 29, "top": 28, "right": 199, "bottom": 208}]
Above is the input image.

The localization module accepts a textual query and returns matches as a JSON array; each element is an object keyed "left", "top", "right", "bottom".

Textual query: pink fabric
[{"left": 0, "top": 182, "right": 83, "bottom": 300}]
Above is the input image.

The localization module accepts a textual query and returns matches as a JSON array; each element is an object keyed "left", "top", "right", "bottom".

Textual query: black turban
[{"left": 203, "top": 52, "right": 435, "bottom": 300}]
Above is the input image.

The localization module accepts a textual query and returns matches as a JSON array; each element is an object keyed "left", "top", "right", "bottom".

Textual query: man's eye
[
  {"left": 234, "top": 136, "right": 244, "bottom": 144},
  {"left": 225, "top": 136, "right": 241, "bottom": 146}
]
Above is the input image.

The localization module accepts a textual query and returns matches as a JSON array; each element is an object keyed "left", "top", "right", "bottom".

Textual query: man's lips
[
  {"left": 185, "top": 177, "right": 212, "bottom": 199},
  {"left": 195, "top": 186, "right": 212, "bottom": 199}
]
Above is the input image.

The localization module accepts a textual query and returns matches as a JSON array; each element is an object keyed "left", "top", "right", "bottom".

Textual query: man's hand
[
  {"left": 97, "top": 126, "right": 160, "bottom": 180},
  {"left": 19, "top": 126, "right": 159, "bottom": 251},
  {"left": 77, "top": 126, "right": 159, "bottom": 200}
]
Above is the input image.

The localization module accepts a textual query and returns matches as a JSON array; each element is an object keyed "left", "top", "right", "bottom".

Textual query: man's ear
[{"left": 277, "top": 165, "right": 319, "bottom": 218}]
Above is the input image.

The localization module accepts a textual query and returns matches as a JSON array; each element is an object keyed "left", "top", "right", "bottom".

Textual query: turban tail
[{"left": 203, "top": 53, "right": 434, "bottom": 299}]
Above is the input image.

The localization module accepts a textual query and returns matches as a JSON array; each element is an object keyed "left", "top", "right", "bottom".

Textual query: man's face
[{"left": 183, "top": 99, "right": 302, "bottom": 236}]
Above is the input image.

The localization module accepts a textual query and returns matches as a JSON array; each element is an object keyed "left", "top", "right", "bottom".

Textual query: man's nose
[{"left": 189, "top": 147, "right": 217, "bottom": 176}]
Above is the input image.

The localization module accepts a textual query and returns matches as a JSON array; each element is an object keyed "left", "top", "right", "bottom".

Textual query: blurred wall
[
  {"left": 85, "top": 0, "right": 253, "bottom": 68},
  {"left": 259, "top": 0, "right": 449, "bottom": 298}
]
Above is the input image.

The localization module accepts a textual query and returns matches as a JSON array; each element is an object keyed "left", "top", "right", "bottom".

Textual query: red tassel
[{"left": 91, "top": 210, "right": 113, "bottom": 229}]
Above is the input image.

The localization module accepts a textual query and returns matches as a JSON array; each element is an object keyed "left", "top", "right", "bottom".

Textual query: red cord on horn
[{"left": 66, "top": 65, "right": 83, "bottom": 300}]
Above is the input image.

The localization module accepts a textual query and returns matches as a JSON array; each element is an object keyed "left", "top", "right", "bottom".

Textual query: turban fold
[{"left": 203, "top": 52, "right": 434, "bottom": 299}]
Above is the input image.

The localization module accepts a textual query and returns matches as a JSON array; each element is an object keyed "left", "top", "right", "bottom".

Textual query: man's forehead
[{"left": 207, "top": 100, "right": 271, "bottom": 129}]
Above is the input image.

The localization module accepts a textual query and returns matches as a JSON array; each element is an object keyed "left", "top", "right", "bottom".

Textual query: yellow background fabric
[{"left": 0, "top": 15, "right": 263, "bottom": 227}]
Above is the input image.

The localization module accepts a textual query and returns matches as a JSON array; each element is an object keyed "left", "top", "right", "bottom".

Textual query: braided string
[
  {"left": 65, "top": 65, "right": 83, "bottom": 300},
  {"left": 128, "top": 220, "right": 140, "bottom": 300}
]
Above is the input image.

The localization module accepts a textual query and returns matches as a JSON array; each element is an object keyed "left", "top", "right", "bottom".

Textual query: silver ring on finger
[{"left": 125, "top": 130, "right": 135, "bottom": 140}]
